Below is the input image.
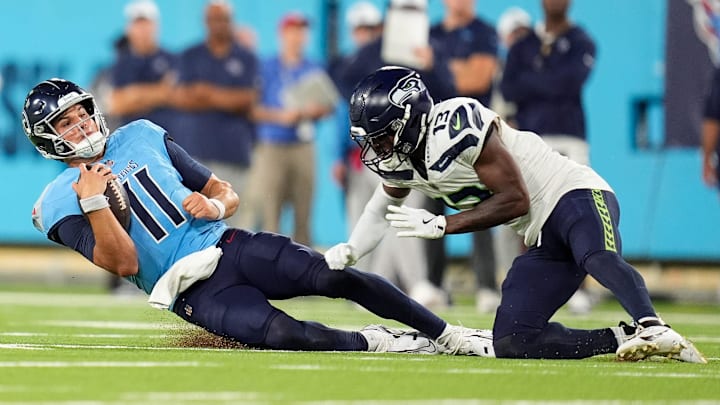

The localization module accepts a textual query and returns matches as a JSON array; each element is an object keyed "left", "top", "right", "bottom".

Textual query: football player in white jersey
[{"left": 325, "top": 66, "right": 706, "bottom": 362}]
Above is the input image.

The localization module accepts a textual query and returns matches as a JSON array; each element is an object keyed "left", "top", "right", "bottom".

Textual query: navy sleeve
[
  {"left": 48, "top": 215, "right": 96, "bottom": 261},
  {"left": 164, "top": 135, "right": 212, "bottom": 192},
  {"left": 704, "top": 68, "right": 720, "bottom": 121}
]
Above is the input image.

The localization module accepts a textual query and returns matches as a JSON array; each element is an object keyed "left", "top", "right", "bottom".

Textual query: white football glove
[
  {"left": 385, "top": 205, "right": 447, "bottom": 239},
  {"left": 324, "top": 243, "right": 358, "bottom": 270}
]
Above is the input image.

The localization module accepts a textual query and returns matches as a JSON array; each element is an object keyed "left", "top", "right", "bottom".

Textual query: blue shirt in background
[
  {"left": 175, "top": 42, "right": 258, "bottom": 166},
  {"left": 501, "top": 26, "right": 595, "bottom": 139},
  {"left": 257, "top": 56, "right": 323, "bottom": 144}
]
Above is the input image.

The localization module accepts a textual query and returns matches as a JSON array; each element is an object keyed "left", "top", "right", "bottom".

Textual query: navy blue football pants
[
  {"left": 493, "top": 189, "right": 657, "bottom": 359},
  {"left": 172, "top": 229, "right": 447, "bottom": 351}
]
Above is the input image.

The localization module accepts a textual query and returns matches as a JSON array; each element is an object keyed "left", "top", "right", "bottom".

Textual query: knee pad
[{"left": 493, "top": 333, "right": 537, "bottom": 359}]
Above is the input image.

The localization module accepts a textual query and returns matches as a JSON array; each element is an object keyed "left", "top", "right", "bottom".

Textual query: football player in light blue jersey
[
  {"left": 325, "top": 66, "right": 706, "bottom": 363},
  {"left": 23, "top": 78, "right": 494, "bottom": 356}
]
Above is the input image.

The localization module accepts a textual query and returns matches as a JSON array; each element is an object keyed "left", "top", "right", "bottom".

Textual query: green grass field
[{"left": 0, "top": 285, "right": 718, "bottom": 404}]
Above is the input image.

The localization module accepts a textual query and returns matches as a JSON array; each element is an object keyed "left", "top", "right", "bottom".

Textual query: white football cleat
[
  {"left": 360, "top": 325, "right": 440, "bottom": 354},
  {"left": 436, "top": 324, "right": 495, "bottom": 357},
  {"left": 616, "top": 325, "right": 707, "bottom": 364}
]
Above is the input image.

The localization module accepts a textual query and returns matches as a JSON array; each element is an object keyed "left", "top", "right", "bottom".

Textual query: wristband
[
  {"left": 79, "top": 194, "right": 110, "bottom": 214},
  {"left": 208, "top": 198, "right": 226, "bottom": 220}
]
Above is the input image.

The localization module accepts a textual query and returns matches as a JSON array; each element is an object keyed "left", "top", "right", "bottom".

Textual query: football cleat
[
  {"left": 612, "top": 320, "right": 638, "bottom": 344},
  {"left": 616, "top": 325, "right": 707, "bottom": 364},
  {"left": 435, "top": 325, "right": 495, "bottom": 357},
  {"left": 360, "top": 325, "right": 440, "bottom": 354}
]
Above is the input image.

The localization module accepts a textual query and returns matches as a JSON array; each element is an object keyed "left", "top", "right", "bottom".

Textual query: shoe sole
[{"left": 617, "top": 341, "right": 685, "bottom": 362}]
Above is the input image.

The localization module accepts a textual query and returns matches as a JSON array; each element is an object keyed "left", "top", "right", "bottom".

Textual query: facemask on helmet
[
  {"left": 22, "top": 78, "right": 109, "bottom": 161},
  {"left": 349, "top": 66, "right": 433, "bottom": 175}
]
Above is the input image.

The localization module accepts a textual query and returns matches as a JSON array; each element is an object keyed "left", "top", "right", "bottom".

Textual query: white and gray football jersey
[{"left": 380, "top": 97, "right": 611, "bottom": 246}]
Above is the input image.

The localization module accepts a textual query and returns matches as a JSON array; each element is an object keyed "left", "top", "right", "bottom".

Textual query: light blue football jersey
[{"left": 32, "top": 120, "right": 227, "bottom": 293}]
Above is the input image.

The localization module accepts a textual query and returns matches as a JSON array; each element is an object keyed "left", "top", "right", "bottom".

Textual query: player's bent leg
[
  {"left": 492, "top": 251, "right": 615, "bottom": 359},
  {"left": 173, "top": 282, "right": 367, "bottom": 351},
  {"left": 224, "top": 230, "right": 448, "bottom": 341},
  {"left": 317, "top": 266, "right": 447, "bottom": 340},
  {"left": 582, "top": 250, "right": 656, "bottom": 320},
  {"left": 493, "top": 320, "right": 618, "bottom": 359}
]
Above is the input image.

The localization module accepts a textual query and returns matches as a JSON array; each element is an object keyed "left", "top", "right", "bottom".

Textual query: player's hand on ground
[
  {"left": 72, "top": 163, "right": 114, "bottom": 199},
  {"left": 324, "top": 243, "right": 357, "bottom": 270},
  {"left": 386, "top": 205, "right": 446, "bottom": 239},
  {"left": 183, "top": 192, "right": 221, "bottom": 220}
]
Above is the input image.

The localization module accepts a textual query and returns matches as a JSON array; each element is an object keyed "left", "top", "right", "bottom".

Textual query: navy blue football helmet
[
  {"left": 22, "top": 78, "right": 109, "bottom": 160},
  {"left": 349, "top": 66, "right": 433, "bottom": 174}
]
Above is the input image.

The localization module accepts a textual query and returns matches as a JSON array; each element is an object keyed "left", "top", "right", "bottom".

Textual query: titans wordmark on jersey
[{"left": 380, "top": 97, "right": 612, "bottom": 246}]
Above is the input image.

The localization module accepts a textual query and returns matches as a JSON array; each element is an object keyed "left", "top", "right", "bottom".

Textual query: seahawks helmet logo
[{"left": 388, "top": 73, "right": 426, "bottom": 108}]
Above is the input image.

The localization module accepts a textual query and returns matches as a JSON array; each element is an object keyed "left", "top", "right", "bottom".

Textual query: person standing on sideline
[
  {"left": 429, "top": 0, "right": 500, "bottom": 314},
  {"left": 500, "top": 0, "right": 597, "bottom": 314},
  {"left": 172, "top": 0, "right": 259, "bottom": 229},
  {"left": 250, "top": 12, "right": 336, "bottom": 246},
  {"left": 325, "top": 66, "right": 706, "bottom": 362},
  {"left": 109, "top": 0, "right": 178, "bottom": 135}
]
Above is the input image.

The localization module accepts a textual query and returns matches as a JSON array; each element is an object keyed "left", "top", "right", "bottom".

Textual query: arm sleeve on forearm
[{"left": 347, "top": 184, "right": 406, "bottom": 259}]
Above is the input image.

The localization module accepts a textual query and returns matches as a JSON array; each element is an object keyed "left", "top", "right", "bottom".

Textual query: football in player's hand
[{"left": 105, "top": 177, "right": 131, "bottom": 230}]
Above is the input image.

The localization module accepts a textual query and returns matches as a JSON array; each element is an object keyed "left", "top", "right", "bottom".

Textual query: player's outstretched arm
[
  {"left": 325, "top": 184, "right": 409, "bottom": 269},
  {"left": 445, "top": 125, "right": 530, "bottom": 234}
]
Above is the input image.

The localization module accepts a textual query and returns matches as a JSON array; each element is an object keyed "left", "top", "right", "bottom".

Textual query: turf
[{"left": 0, "top": 286, "right": 718, "bottom": 404}]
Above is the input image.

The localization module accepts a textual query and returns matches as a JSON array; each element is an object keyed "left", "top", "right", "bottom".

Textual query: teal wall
[{"left": 1, "top": 1, "right": 718, "bottom": 261}]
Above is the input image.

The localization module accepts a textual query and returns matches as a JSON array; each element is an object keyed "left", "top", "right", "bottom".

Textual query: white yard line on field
[
  {"left": 0, "top": 292, "right": 146, "bottom": 307},
  {"left": 0, "top": 343, "right": 232, "bottom": 352},
  {"left": 0, "top": 332, "right": 168, "bottom": 338},
  {"left": 36, "top": 320, "right": 189, "bottom": 330},
  {"left": 0, "top": 361, "right": 216, "bottom": 368}
]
